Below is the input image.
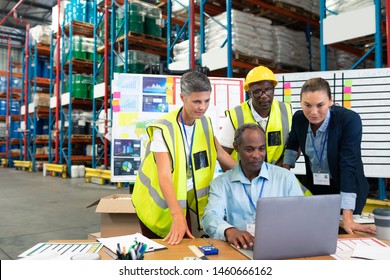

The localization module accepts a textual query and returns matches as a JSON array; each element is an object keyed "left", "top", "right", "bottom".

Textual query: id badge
[
  {"left": 313, "top": 173, "right": 330, "bottom": 186},
  {"left": 187, "top": 178, "right": 194, "bottom": 191}
]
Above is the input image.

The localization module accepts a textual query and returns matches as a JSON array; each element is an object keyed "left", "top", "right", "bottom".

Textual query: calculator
[{"left": 198, "top": 246, "right": 219, "bottom": 255}]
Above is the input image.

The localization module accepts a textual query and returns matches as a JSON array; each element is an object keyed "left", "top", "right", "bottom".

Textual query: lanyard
[
  {"left": 241, "top": 164, "right": 268, "bottom": 211},
  {"left": 180, "top": 110, "right": 195, "bottom": 170},
  {"left": 310, "top": 116, "right": 330, "bottom": 172}
]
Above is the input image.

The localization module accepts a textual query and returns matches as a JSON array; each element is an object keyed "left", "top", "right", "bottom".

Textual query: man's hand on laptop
[{"left": 224, "top": 227, "right": 254, "bottom": 249}]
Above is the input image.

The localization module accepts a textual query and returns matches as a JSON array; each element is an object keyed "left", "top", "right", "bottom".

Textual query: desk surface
[{"left": 51, "top": 232, "right": 390, "bottom": 260}]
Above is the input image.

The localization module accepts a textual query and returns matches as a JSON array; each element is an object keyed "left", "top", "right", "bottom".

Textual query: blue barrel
[
  {"left": 41, "top": 60, "right": 51, "bottom": 78},
  {"left": 11, "top": 122, "right": 21, "bottom": 139},
  {"left": 73, "top": 3, "right": 86, "bottom": 22},
  {"left": 0, "top": 77, "right": 6, "bottom": 92},
  {"left": 0, "top": 99, "right": 6, "bottom": 116},
  {"left": 11, "top": 77, "right": 21, "bottom": 89},
  {"left": 65, "top": 3, "right": 72, "bottom": 24},
  {"left": 86, "top": 0, "right": 95, "bottom": 24},
  {"left": 33, "top": 59, "right": 44, "bottom": 77},
  {"left": 42, "top": 118, "right": 49, "bottom": 134},
  {"left": 36, "top": 119, "right": 44, "bottom": 135},
  {"left": 11, "top": 100, "right": 20, "bottom": 115}
]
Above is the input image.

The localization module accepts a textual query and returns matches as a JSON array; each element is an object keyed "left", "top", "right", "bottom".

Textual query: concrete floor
[{"left": 0, "top": 167, "right": 129, "bottom": 260}]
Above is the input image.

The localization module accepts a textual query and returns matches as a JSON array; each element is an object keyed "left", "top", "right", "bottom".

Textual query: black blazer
[{"left": 286, "top": 105, "right": 370, "bottom": 214}]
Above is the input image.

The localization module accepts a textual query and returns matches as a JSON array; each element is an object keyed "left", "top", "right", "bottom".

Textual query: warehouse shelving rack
[
  {"left": 59, "top": 18, "right": 95, "bottom": 177},
  {"left": 166, "top": 0, "right": 196, "bottom": 70},
  {"left": 319, "top": 0, "right": 385, "bottom": 70},
  {"left": 165, "top": 0, "right": 385, "bottom": 77},
  {"left": 24, "top": 42, "right": 52, "bottom": 171},
  {"left": 92, "top": 0, "right": 168, "bottom": 172},
  {"left": 48, "top": 32, "right": 58, "bottom": 164},
  {"left": 0, "top": 40, "right": 23, "bottom": 167},
  {"left": 91, "top": 0, "right": 115, "bottom": 170}
]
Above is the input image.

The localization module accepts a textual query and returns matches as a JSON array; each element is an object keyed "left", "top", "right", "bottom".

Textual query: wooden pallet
[
  {"left": 64, "top": 20, "right": 94, "bottom": 37},
  {"left": 71, "top": 134, "right": 92, "bottom": 140},
  {"left": 64, "top": 59, "right": 93, "bottom": 74},
  {"left": 117, "top": 31, "right": 166, "bottom": 44},
  {"left": 36, "top": 135, "right": 49, "bottom": 140},
  {"left": 143, "top": 33, "right": 166, "bottom": 43},
  {"left": 234, "top": 51, "right": 275, "bottom": 68},
  {"left": 274, "top": 1, "right": 314, "bottom": 19},
  {"left": 274, "top": 62, "right": 308, "bottom": 73}
]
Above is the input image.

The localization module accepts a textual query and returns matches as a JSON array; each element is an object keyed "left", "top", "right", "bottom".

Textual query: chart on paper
[
  {"left": 332, "top": 238, "right": 388, "bottom": 260},
  {"left": 18, "top": 242, "right": 103, "bottom": 260}
]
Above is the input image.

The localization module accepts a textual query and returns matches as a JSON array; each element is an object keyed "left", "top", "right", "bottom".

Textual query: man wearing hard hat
[{"left": 219, "top": 66, "right": 292, "bottom": 166}]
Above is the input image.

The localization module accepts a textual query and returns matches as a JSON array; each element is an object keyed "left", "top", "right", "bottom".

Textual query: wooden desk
[
  {"left": 144, "top": 238, "right": 247, "bottom": 260},
  {"left": 52, "top": 232, "right": 390, "bottom": 260}
]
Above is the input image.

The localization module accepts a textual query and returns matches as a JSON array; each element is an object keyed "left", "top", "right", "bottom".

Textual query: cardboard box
[
  {"left": 88, "top": 232, "right": 101, "bottom": 240},
  {"left": 87, "top": 194, "right": 140, "bottom": 238}
]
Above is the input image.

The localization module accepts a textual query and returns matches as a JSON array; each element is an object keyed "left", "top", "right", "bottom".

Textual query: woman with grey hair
[{"left": 132, "top": 71, "right": 236, "bottom": 245}]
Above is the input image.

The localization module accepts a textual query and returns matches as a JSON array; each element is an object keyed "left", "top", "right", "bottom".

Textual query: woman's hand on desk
[
  {"left": 342, "top": 210, "right": 377, "bottom": 235},
  {"left": 163, "top": 212, "right": 195, "bottom": 245},
  {"left": 224, "top": 227, "right": 254, "bottom": 249}
]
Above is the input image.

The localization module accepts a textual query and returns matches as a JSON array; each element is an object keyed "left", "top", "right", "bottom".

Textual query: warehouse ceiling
[{"left": 0, "top": 0, "right": 56, "bottom": 44}]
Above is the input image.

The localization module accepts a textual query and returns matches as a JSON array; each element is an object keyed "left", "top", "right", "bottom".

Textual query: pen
[
  {"left": 105, "top": 250, "right": 117, "bottom": 260},
  {"left": 129, "top": 248, "right": 136, "bottom": 260},
  {"left": 203, "top": 236, "right": 213, "bottom": 246},
  {"left": 116, "top": 243, "right": 124, "bottom": 260}
]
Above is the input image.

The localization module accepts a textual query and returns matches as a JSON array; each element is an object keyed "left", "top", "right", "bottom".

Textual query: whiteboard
[{"left": 110, "top": 73, "right": 244, "bottom": 182}]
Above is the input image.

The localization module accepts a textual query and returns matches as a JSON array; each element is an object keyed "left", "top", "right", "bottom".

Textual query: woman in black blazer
[{"left": 283, "top": 77, "right": 376, "bottom": 235}]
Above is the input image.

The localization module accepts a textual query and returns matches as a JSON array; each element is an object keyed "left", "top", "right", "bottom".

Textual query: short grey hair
[
  {"left": 180, "top": 71, "right": 212, "bottom": 96},
  {"left": 233, "top": 123, "right": 265, "bottom": 147}
]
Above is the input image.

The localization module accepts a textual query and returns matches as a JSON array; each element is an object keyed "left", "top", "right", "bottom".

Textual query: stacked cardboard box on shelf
[
  {"left": 204, "top": 9, "right": 274, "bottom": 62},
  {"left": 34, "top": 93, "right": 50, "bottom": 108}
]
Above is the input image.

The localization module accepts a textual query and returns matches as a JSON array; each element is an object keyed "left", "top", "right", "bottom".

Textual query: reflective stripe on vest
[{"left": 227, "top": 99, "right": 291, "bottom": 164}]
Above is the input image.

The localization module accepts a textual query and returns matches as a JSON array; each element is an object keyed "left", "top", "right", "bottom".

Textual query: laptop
[{"left": 237, "top": 194, "right": 341, "bottom": 260}]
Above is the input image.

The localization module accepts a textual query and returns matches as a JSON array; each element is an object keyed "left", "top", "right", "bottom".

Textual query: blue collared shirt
[
  {"left": 201, "top": 162, "right": 303, "bottom": 240},
  {"left": 284, "top": 109, "right": 356, "bottom": 210},
  {"left": 306, "top": 109, "right": 331, "bottom": 174}
]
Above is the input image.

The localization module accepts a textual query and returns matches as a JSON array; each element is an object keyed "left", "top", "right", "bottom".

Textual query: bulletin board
[
  {"left": 274, "top": 67, "right": 390, "bottom": 178},
  {"left": 110, "top": 73, "right": 244, "bottom": 182}
]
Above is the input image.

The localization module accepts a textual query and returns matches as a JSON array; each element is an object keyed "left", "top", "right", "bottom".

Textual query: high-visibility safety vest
[
  {"left": 132, "top": 108, "right": 217, "bottom": 238},
  {"left": 225, "top": 99, "right": 292, "bottom": 164}
]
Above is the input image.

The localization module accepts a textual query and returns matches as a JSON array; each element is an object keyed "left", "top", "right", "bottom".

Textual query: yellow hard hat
[{"left": 244, "top": 66, "right": 278, "bottom": 92}]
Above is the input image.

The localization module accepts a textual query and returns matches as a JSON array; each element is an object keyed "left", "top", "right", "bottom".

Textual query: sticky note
[
  {"left": 118, "top": 112, "right": 138, "bottom": 126},
  {"left": 121, "top": 133, "right": 129, "bottom": 138},
  {"left": 284, "top": 96, "right": 292, "bottom": 103},
  {"left": 344, "top": 87, "right": 352, "bottom": 93},
  {"left": 344, "top": 100, "right": 351, "bottom": 108},
  {"left": 113, "top": 91, "right": 121, "bottom": 99},
  {"left": 113, "top": 106, "right": 120, "bottom": 112},
  {"left": 284, "top": 82, "right": 291, "bottom": 89},
  {"left": 344, "top": 94, "right": 351, "bottom": 101},
  {"left": 284, "top": 88, "right": 292, "bottom": 95},
  {"left": 344, "top": 80, "right": 353, "bottom": 87},
  {"left": 112, "top": 99, "right": 120, "bottom": 106}
]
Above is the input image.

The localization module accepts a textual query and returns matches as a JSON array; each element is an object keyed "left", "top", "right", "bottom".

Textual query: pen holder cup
[
  {"left": 373, "top": 208, "right": 390, "bottom": 240},
  {"left": 117, "top": 255, "right": 144, "bottom": 260}
]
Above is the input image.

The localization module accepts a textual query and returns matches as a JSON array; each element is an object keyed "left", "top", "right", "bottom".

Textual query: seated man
[{"left": 201, "top": 123, "right": 303, "bottom": 249}]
